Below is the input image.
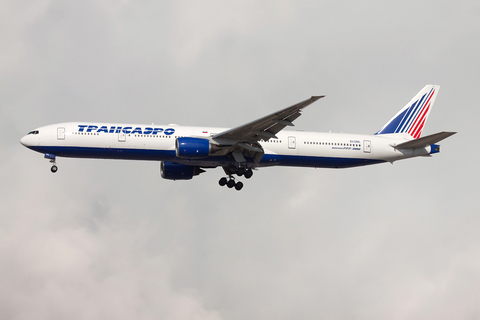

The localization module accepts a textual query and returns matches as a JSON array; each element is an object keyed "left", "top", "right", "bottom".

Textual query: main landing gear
[
  {"left": 219, "top": 176, "right": 243, "bottom": 190},
  {"left": 44, "top": 153, "right": 58, "bottom": 173},
  {"left": 218, "top": 167, "right": 254, "bottom": 191}
]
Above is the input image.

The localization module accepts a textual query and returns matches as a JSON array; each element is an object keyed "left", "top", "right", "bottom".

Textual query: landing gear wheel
[
  {"left": 244, "top": 169, "right": 253, "bottom": 179},
  {"left": 235, "top": 181, "right": 243, "bottom": 191},
  {"left": 237, "top": 167, "right": 245, "bottom": 176},
  {"left": 219, "top": 177, "right": 228, "bottom": 186},
  {"left": 51, "top": 165, "right": 58, "bottom": 173},
  {"left": 227, "top": 179, "right": 235, "bottom": 188}
]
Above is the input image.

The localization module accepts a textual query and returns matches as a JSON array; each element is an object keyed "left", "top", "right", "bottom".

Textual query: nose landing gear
[{"left": 44, "top": 153, "right": 58, "bottom": 173}]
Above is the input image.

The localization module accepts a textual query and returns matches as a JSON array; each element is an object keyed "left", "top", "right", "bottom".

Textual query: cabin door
[
  {"left": 57, "top": 127, "right": 65, "bottom": 140},
  {"left": 288, "top": 136, "right": 296, "bottom": 149},
  {"left": 363, "top": 140, "right": 371, "bottom": 153}
]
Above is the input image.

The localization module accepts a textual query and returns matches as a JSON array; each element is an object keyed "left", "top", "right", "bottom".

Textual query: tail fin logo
[{"left": 375, "top": 85, "right": 439, "bottom": 139}]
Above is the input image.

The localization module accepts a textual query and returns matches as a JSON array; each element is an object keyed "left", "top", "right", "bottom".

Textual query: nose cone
[{"left": 20, "top": 135, "right": 30, "bottom": 147}]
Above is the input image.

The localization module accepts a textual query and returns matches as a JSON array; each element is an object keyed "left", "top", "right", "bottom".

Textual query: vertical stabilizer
[{"left": 375, "top": 85, "right": 440, "bottom": 139}]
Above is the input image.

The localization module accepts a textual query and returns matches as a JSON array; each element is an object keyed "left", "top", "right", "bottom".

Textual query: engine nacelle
[
  {"left": 160, "top": 161, "right": 204, "bottom": 180},
  {"left": 175, "top": 137, "right": 211, "bottom": 159}
]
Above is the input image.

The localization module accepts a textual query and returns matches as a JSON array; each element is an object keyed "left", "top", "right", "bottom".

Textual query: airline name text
[{"left": 77, "top": 125, "right": 175, "bottom": 135}]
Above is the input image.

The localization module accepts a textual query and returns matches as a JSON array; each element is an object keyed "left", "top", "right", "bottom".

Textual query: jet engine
[
  {"left": 160, "top": 161, "right": 204, "bottom": 180},
  {"left": 175, "top": 137, "right": 211, "bottom": 159}
]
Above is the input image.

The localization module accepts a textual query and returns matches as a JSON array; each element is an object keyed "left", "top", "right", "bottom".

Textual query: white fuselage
[{"left": 20, "top": 122, "right": 432, "bottom": 169}]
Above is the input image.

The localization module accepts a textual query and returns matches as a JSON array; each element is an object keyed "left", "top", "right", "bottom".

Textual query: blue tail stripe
[
  {"left": 376, "top": 108, "right": 409, "bottom": 134},
  {"left": 397, "top": 98, "right": 421, "bottom": 133},
  {"left": 405, "top": 89, "right": 432, "bottom": 132},
  {"left": 394, "top": 100, "right": 418, "bottom": 133},
  {"left": 399, "top": 92, "right": 427, "bottom": 133},
  {"left": 375, "top": 86, "right": 438, "bottom": 136},
  {"left": 410, "top": 88, "right": 433, "bottom": 127}
]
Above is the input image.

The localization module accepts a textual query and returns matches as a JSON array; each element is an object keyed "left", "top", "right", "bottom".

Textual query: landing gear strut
[
  {"left": 219, "top": 165, "right": 254, "bottom": 190},
  {"left": 44, "top": 153, "right": 58, "bottom": 173}
]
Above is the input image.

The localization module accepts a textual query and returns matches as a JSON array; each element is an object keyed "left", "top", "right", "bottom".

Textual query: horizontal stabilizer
[{"left": 393, "top": 131, "right": 456, "bottom": 149}]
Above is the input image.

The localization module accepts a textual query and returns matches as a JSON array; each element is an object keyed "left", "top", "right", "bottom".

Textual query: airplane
[{"left": 20, "top": 85, "right": 455, "bottom": 190}]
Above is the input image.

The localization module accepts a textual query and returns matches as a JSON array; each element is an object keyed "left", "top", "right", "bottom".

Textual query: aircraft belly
[
  {"left": 27, "top": 145, "right": 177, "bottom": 161},
  {"left": 269, "top": 155, "right": 386, "bottom": 168},
  {"left": 28, "top": 144, "right": 386, "bottom": 169}
]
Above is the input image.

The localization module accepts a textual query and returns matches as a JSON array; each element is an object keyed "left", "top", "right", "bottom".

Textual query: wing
[{"left": 213, "top": 96, "right": 325, "bottom": 142}]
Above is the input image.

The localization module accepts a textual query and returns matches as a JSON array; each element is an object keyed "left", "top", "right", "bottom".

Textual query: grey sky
[{"left": 1, "top": 1, "right": 479, "bottom": 319}]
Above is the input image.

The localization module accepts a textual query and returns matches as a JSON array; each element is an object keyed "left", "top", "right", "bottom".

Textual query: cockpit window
[{"left": 27, "top": 130, "right": 39, "bottom": 135}]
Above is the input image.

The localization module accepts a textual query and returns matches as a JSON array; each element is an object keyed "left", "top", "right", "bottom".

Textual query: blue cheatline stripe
[
  {"left": 267, "top": 154, "right": 386, "bottom": 168},
  {"left": 28, "top": 145, "right": 177, "bottom": 161},
  {"left": 26, "top": 145, "right": 386, "bottom": 169}
]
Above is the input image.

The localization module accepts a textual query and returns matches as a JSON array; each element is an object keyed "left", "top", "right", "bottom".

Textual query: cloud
[{"left": 2, "top": 0, "right": 480, "bottom": 319}]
